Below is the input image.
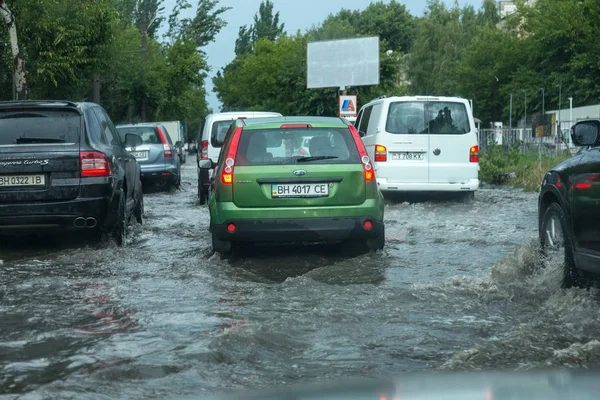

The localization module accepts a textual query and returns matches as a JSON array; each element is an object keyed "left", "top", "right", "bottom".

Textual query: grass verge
[{"left": 480, "top": 143, "right": 573, "bottom": 192}]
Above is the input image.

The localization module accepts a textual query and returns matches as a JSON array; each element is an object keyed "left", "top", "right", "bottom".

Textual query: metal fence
[{"left": 478, "top": 127, "right": 576, "bottom": 157}]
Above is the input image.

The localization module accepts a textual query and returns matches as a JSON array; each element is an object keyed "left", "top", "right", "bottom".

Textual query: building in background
[{"left": 497, "top": 0, "right": 537, "bottom": 33}]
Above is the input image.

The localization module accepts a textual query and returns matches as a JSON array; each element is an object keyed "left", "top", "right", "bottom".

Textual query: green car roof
[{"left": 240, "top": 116, "right": 349, "bottom": 130}]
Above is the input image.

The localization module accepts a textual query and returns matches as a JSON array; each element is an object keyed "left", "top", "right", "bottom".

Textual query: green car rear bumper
[{"left": 212, "top": 216, "right": 384, "bottom": 243}]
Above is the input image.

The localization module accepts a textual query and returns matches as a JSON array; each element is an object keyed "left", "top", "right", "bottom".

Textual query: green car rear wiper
[{"left": 296, "top": 156, "right": 339, "bottom": 162}]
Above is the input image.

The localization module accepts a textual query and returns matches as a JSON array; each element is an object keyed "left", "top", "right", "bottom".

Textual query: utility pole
[
  {"left": 569, "top": 97, "right": 573, "bottom": 148},
  {"left": 556, "top": 83, "right": 562, "bottom": 153},
  {"left": 509, "top": 92, "right": 513, "bottom": 138},
  {"left": 569, "top": 97, "right": 573, "bottom": 125},
  {"left": 92, "top": 73, "right": 100, "bottom": 104},
  {"left": 523, "top": 90, "right": 527, "bottom": 128},
  {"left": 521, "top": 89, "right": 527, "bottom": 139},
  {"left": 541, "top": 87, "right": 545, "bottom": 114},
  {"left": 140, "top": 14, "right": 159, "bottom": 122},
  {"left": 140, "top": 14, "right": 148, "bottom": 122}
]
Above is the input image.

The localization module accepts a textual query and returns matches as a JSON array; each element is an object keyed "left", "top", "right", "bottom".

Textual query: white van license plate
[
  {"left": 392, "top": 152, "right": 424, "bottom": 161},
  {"left": 0, "top": 174, "right": 46, "bottom": 187},
  {"left": 271, "top": 183, "right": 329, "bottom": 198}
]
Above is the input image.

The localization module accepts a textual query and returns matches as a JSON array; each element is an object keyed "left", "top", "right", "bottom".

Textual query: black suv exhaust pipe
[
  {"left": 73, "top": 217, "right": 97, "bottom": 228},
  {"left": 73, "top": 217, "right": 86, "bottom": 228},
  {"left": 85, "top": 217, "right": 97, "bottom": 228}
]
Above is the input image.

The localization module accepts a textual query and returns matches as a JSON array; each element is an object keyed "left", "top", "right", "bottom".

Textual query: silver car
[{"left": 116, "top": 123, "right": 182, "bottom": 191}]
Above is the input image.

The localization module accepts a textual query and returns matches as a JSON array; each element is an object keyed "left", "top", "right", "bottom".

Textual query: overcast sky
[{"left": 160, "top": 0, "right": 482, "bottom": 111}]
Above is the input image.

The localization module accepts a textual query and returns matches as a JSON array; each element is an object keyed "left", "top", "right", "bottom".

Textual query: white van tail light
[
  {"left": 375, "top": 145, "right": 387, "bottom": 162},
  {"left": 201, "top": 140, "right": 208, "bottom": 159},
  {"left": 470, "top": 145, "right": 479, "bottom": 163}
]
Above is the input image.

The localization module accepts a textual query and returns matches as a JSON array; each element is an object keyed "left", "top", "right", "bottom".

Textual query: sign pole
[{"left": 338, "top": 86, "right": 346, "bottom": 118}]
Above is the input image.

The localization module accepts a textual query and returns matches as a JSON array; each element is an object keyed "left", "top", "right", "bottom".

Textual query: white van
[
  {"left": 355, "top": 96, "right": 479, "bottom": 200},
  {"left": 197, "top": 111, "right": 282, "bottom": 204}
]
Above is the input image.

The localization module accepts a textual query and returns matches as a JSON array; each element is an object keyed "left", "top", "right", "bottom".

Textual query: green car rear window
[{"left": 235, "top": 128, "right": 361, "bottom": 166}]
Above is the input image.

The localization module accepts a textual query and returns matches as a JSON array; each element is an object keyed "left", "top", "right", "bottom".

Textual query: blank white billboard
[{"left": 307, "top": 37, "right": 380, "bottom": 89}]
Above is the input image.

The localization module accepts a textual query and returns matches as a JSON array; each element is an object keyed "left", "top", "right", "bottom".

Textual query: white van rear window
[
  {"left": 386, "top": 101, "right": 470, "bottom": 135},
  {"left": 211, "top": 120, "right": 235, "bottom": 147}
]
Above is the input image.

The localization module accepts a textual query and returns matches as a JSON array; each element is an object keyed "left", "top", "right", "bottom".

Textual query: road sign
[{"left": 339, "top": 95, "right": 358, "bottom": 117}]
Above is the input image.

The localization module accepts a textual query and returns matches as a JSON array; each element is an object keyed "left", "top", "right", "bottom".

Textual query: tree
[
  {"left": 310, "top": 1, "right": 415, "bottom": 52},
  {"left": 234, "top": 25, "right": 252, "bottom": 55},
  {"left": 251, "top": 0, "right": 284, "bottom": 43},
  {"left": 353, "top": 1, "right": 415, "bottom": 52},
  {"left": 305, "top": 17, "right": 356, "bottom": 42},
  {"left": 518, "top": 0, "right": 600, "bottom": 109},
  {"left": 234, "top": 0, "right": 285, "bottom": 55},
  {"left": 215, "top": 0, "right": 411, "bottom": 115},
  {"left": 452, "top": 26, "right": 524, "bottom": 124},
  {"left": 0, "top": 0, "right": 27, "bottom": 99},
  {"left": 477, "top": 0, "right": 500, "bottom": 27},
  {"left": 407, "top": 0, "right": 486, "bottom": 95},
  {"left": 213, "top": 33, "right": 402, "bottom": 115},
  {"left": 13, "top": 0, "right": 117, "bottom": 100},
  {"left": 174, "top": 0, "right": 230, "bottom": 49}
]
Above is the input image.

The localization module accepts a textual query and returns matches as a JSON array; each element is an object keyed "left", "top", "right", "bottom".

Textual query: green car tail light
[
  {"left": 348, "top": 124, "right": 375, "bottom": 182},
  {"left": 222, "top": 126, "right": 243, "bottom": 184}
]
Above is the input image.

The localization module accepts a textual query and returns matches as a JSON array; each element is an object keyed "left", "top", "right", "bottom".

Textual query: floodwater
[{"left": 1, "top": 163, "right": 599, "bottom": 399}]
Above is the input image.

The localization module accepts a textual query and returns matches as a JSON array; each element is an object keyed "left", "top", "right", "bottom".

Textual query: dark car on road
[
  {"left": 116, "top": 123, "right": 182, "bottom": 192},
  {"left": 0, "top": 100, "right": 143, "bottom": 246},
  {"left": 539, "top": 120, "right": 600, "bottom": 287}
]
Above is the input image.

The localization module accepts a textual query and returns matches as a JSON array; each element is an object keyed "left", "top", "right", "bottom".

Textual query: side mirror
[
  {"left": 125, "top": 133, "right": 143, "bottom": 148},
  {"left": 571, "top": 121, "right": 600, "bottom": 147},
  {"left": 359, "top": 130, "right": 367, "bottom": 138},
  {"left": 198, "top": 159, "right": 215, "bottom": 169},
  {"left": 175, "top": 141, "right": 183, "bottom": 149}
]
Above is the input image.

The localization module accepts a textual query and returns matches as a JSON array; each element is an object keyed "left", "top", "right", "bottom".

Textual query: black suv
[
  {"left": 539, "top": 120, "right": 600, "bottom": 287},
  {"left": 0, "top": 100, "right": 144, "bottom": 246}
]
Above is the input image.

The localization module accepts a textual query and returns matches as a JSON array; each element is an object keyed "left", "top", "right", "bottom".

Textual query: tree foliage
[
  {"left": 251, "top": 0, "right": 285, "bottom": 43},
  {"left": 217, "top": 1, "right": 411, "bottom": 115},
  {"left": 450, "top": 0, "right": 600, "bottom": 125},
  {"left": 0, "top": 0, "right": 229, "bottom": 140},
  {"left": 234, "top": 0, "right": 285, "bottom": 56},
  {"left": 2, "top": 0, "right": 600, "bottom": 131}
]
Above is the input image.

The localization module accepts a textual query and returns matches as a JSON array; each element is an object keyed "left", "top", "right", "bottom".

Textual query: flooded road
[{"left": 2, "top": 163, "right": 600, "bottom": 399}]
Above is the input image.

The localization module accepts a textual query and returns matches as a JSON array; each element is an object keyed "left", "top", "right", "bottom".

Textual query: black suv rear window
[
  {"left": 0, "top": 109, "right": 81, "bottom": 145},
  {"left": 235, "top": 128, "right": 361, "bottom": 166},
  {"left": 116, "top": 126, "right": 161, "bottom": 145},
  {"left": 386, "top": 101, "right": 471, "bottom": 135}
]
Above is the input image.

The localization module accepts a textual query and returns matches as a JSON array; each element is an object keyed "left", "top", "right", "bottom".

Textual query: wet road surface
[{"left": 1, "top": 163, "right": 600, "bottom": 399}]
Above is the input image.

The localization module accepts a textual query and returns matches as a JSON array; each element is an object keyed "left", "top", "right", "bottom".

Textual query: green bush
[
  {"left": 479, "top": 142, "right": 522, "bottom": 184},
  {"left": 479, "top": 144, "right": 571, "bottom": 191}
]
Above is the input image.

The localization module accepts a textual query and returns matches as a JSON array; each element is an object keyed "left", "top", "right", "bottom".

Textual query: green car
[{"left": 198, "top": 116, "right": 385, "bottom": 254}]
